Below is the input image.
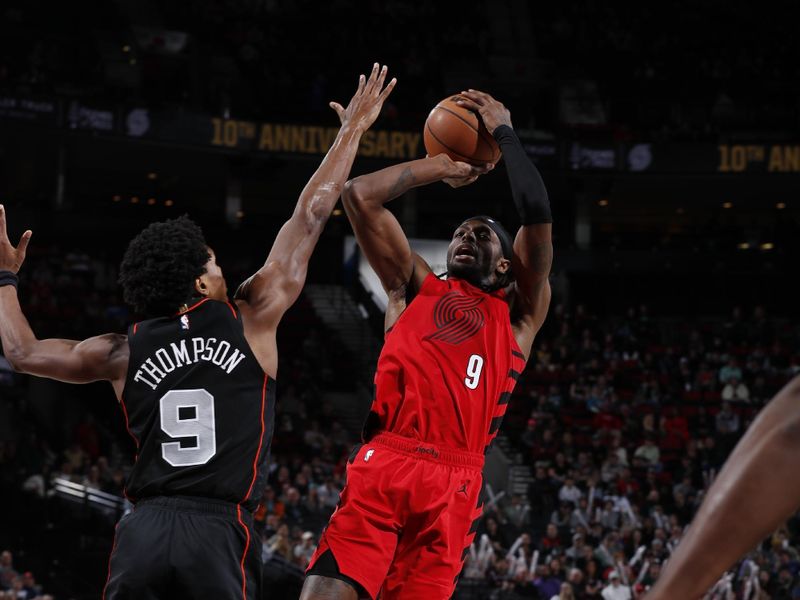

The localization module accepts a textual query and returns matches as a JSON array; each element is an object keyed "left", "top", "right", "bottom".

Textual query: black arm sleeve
[{"left": 493, "top": 125, "right": 552, "bottom": 225}]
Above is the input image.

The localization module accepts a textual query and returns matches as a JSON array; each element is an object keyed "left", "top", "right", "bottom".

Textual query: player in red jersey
[{"left": 301, "top": 90, "right": 553, "bottom": 600}]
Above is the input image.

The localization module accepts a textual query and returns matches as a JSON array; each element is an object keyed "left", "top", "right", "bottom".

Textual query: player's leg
[
  {"left": 169, "top": 500, "right": 261, "bottom": 600},
  {"left": 300, "top": 575, "right": 359, "bottom": 600},
  {"left": 380, "top": 466, "right": 483, "bottom": 600},
  {"left": 303, "top": 442, "right": 406, "bottom": 600},
  {"left": 103, "top": 506, "right": 172, "bottom": 599}
]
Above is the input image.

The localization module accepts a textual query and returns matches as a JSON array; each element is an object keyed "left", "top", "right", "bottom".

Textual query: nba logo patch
[{"left": 180, "top": 315, "right": 190, "bottom": 330}]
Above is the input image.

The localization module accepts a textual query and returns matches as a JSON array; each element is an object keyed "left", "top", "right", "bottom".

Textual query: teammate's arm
[
  {"left": 0, "top": 205, "right": 128, "bottom": 393},
  {"left": 457, "top": 91, "right": 552, "bottom": 360},
  {"left": 646, "top": 375, "right": 800, "bottom": 600},
  {"left": 343, "top": 154, "right": 491, "bottom": 329},
  {"left": 233, "top": 64, "right": 395, "bottom": 373}
]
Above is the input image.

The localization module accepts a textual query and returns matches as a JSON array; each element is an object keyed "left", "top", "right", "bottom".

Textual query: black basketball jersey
[{"left": 121, "top": 298, "right": 274, "bottom": 512}]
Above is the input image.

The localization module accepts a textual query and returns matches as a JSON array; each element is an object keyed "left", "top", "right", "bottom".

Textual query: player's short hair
[{"left": 119, "top": 215, "right": 210, "bottom": 317}]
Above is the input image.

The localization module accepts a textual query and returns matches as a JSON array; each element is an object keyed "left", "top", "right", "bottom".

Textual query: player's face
[
  {"left": 446, "top": 220, "right": 508, "bottom": 288},
  {"left": 197, "top": 248, "right": 228, "bottom": 300}
]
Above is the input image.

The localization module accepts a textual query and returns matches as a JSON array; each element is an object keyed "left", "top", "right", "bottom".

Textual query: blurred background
[{"left": 0, "top": 1, "right": 798, "bottom": 598}]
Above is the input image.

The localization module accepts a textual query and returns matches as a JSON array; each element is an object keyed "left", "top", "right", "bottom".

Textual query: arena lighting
[
  {"left": 676, "top": 207, "right": 685, "bottom": 214},
  {"left": 737, "top": 242, "right": 750, "bottom": 250},
  {"left": 147, "top": 172, "right": 157, "bottom": 180},
  {"left": 147, "top": 198, "right": 156, "bottom": 205},
  {"left": 122, "top": 45, "right": 130, "bottom": 53},
  {"left": 236, "top": 210, "right": 245, "bottom": 218},
  {"left": 52, "top": 477, "right": 125, "bottom": 511},
  {"left": 332, "top": 209, "right": 343, "bottom": 216},
  {"left": 723, "top": 202, "right": 733, "bottom": 209},
  {"left": 776, "top": 202, "right": 786, "bottom": 209},
  {"left": 129, "top": 58, "right": 137, "bottom": 66},
  {"left": 112, "top": 195, "right": 121, "bottom": 202},
  {"left": 130, "top": 196, "right": 139, "bottom": 204},
  {"left": 761, "top": 242, "right": 775, "bottom": 250},
  {"left": 164, "top": 199, "right": 174, "bottom": 207},
  {"left": 598, "top": 199, "right": 609, "bottom": 207}
]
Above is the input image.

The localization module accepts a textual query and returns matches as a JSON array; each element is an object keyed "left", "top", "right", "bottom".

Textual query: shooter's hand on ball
[
  {"left": 435, "top": 154, "right": 494, "bottom": 188},
  {"left": 329, "top": 62, "right": 397, "bottom": 133},
  {"left": 456, "top": 90, "right": 512, "bottom": 135},
  {"left": 0, "top": 205, "right": 32, "bottom": 274}
]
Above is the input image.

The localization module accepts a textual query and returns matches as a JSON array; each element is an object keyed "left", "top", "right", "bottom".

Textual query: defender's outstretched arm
[{"left": 234, "top": 64, "right": 396, "bottom": 374}]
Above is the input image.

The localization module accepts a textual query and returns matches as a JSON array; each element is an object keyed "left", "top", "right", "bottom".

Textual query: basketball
[{"left": 423, "top": 95, "right": 500, "bottom": 166}]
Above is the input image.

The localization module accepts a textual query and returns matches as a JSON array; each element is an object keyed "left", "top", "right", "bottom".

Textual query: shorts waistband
[
  {"left": 135, "top": 495, "right": 251, "bottom": 518},
  {"left": 369, "top": 432, "right": 484, "bottom": 470}
]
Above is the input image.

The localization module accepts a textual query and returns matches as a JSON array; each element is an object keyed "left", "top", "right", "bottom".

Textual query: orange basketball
[{"left": 423, "top": 95, "right": 500, "bottom": 166}]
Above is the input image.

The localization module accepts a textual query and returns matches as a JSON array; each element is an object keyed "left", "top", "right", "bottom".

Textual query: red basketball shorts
[{"left": 306, "top": 432, "right": 485, "bottom": 599}]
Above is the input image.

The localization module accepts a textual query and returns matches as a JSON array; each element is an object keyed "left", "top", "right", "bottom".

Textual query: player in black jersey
[{"left": 0, "top": 63, "right": 396, "bottom": 600}]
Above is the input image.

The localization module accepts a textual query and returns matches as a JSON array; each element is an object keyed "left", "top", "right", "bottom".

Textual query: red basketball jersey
[{"left": 368, "top": 273, "right": 527, "bottom": 455}]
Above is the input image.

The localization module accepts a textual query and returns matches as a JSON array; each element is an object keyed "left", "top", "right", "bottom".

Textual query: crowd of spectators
[
  {"left": 2, "top": 242, "right": 800, "bottom": 598},
  {"left": 0, "top": 550, "right": 52, "bottom": 600}
]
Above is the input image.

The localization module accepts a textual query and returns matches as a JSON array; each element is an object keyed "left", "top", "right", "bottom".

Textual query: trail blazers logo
[{"left": 425, "top": 292, "right": 485, "bottom": 345}]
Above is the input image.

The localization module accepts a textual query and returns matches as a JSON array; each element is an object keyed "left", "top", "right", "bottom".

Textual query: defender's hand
[
  {"left": 434, "top": 154, "right": 493, "bottom": 188},
  {"left": 455, "top": 90, "right": 512, "bottom": 135},
  {"left": 330, "top": 63, "right": 397, "bottom": 133},
  {"left": 0, "top": 205, "right": 32, "bottom": 274}
]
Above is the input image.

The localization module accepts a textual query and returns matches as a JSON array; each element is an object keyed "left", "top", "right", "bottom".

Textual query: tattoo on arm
[{"left": 386, "top": 167, "right": 416, "bottom": 200}]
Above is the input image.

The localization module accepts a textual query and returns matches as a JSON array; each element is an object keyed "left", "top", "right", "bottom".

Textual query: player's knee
[{"left": 299, "top": 575, "right": 359, "bottom": 600}]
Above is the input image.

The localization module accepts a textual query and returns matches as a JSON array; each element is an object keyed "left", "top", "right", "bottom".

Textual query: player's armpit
[
  {"left": 6, "top": 333, "right": 128, "bottom": 385},
  {"left": 233, "top": 262, "right": 293, "bottom": 330}
]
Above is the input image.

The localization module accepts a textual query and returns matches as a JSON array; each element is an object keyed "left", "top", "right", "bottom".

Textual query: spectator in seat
[
  {"left": 719, "top": 357, "right": 743, "bottom": 384},
  {"left": 550, "top": 581, "right": 575, "bottom": 600},
  {"left": 283, "top": 486, "right": 310, "bottom": 528},
  {"left": 715, "top": 402, "right": 741, "bottom": 436},
  {"left": 266, "top": 523, "right": 292, "bottom": 561},
  {"left": 566, "top": 533, "right": 587, "bottom": 561},
  {"left": 584, "top": 559, "right": 603, "bottom": 597},
  {"left": 559, "top": 477, "right": 583, "bottom": 504},
  {"left": 0, "top": 551, "right": 17, "bottom": 590},
  {"left": 533, "top": 564, "right": 562, "bottom": 600},
  {"left": 633, "top": 436, "right": 661, "bottom": 467},
  {"left": 541, "top": 523, "right": 563, "bottom": 552},
  {"left": 721, "top": 376, "right": 750, "bottom": 402},
  {"left": 617, "top": 468, "right": 640, "bottom": 496},
  {"left": 294, "top": 531, "right": 317, "bottom": 569},
  {"left": 601, "top": 452, "right": 624, "bottom": 483},
  {"left": 601, "top": 570, "right": 631, "bottom": 600},
  {"left": 504, "top": 494, "right": 531, "bottom": 530}
]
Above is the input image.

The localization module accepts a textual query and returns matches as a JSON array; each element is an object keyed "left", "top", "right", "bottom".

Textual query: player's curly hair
[{"left": 119, "top": 215, "right": 210, "bottom": 317}]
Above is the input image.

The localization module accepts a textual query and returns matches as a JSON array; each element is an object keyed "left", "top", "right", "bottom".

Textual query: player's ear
[
  {"left": 496, "top": 257, "right": 511, "bottom": 275},
  {"left": 194, "top": 276, "right": 210, "bottom": 297}
]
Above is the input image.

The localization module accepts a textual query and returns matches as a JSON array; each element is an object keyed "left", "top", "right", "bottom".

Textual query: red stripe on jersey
[
  {"left": 236, "top": 505, "right": 251, "bottom": 600},
  {"left": 225, "top": 301, "right": 238, "bottom": 319},
  {"left": 172, "top": 297, "right": 211, "bottom": 317},
  {"left": 242, "top": 374, "right": 267, "bottom": 503},
  {"left": 132, "top": 322, "right": 139, "bottom": 335}
]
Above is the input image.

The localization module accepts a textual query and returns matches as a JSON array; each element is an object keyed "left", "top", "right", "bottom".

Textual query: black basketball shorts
[{"left": 103, "top": 496, "right": 261, "bottom": 600}]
